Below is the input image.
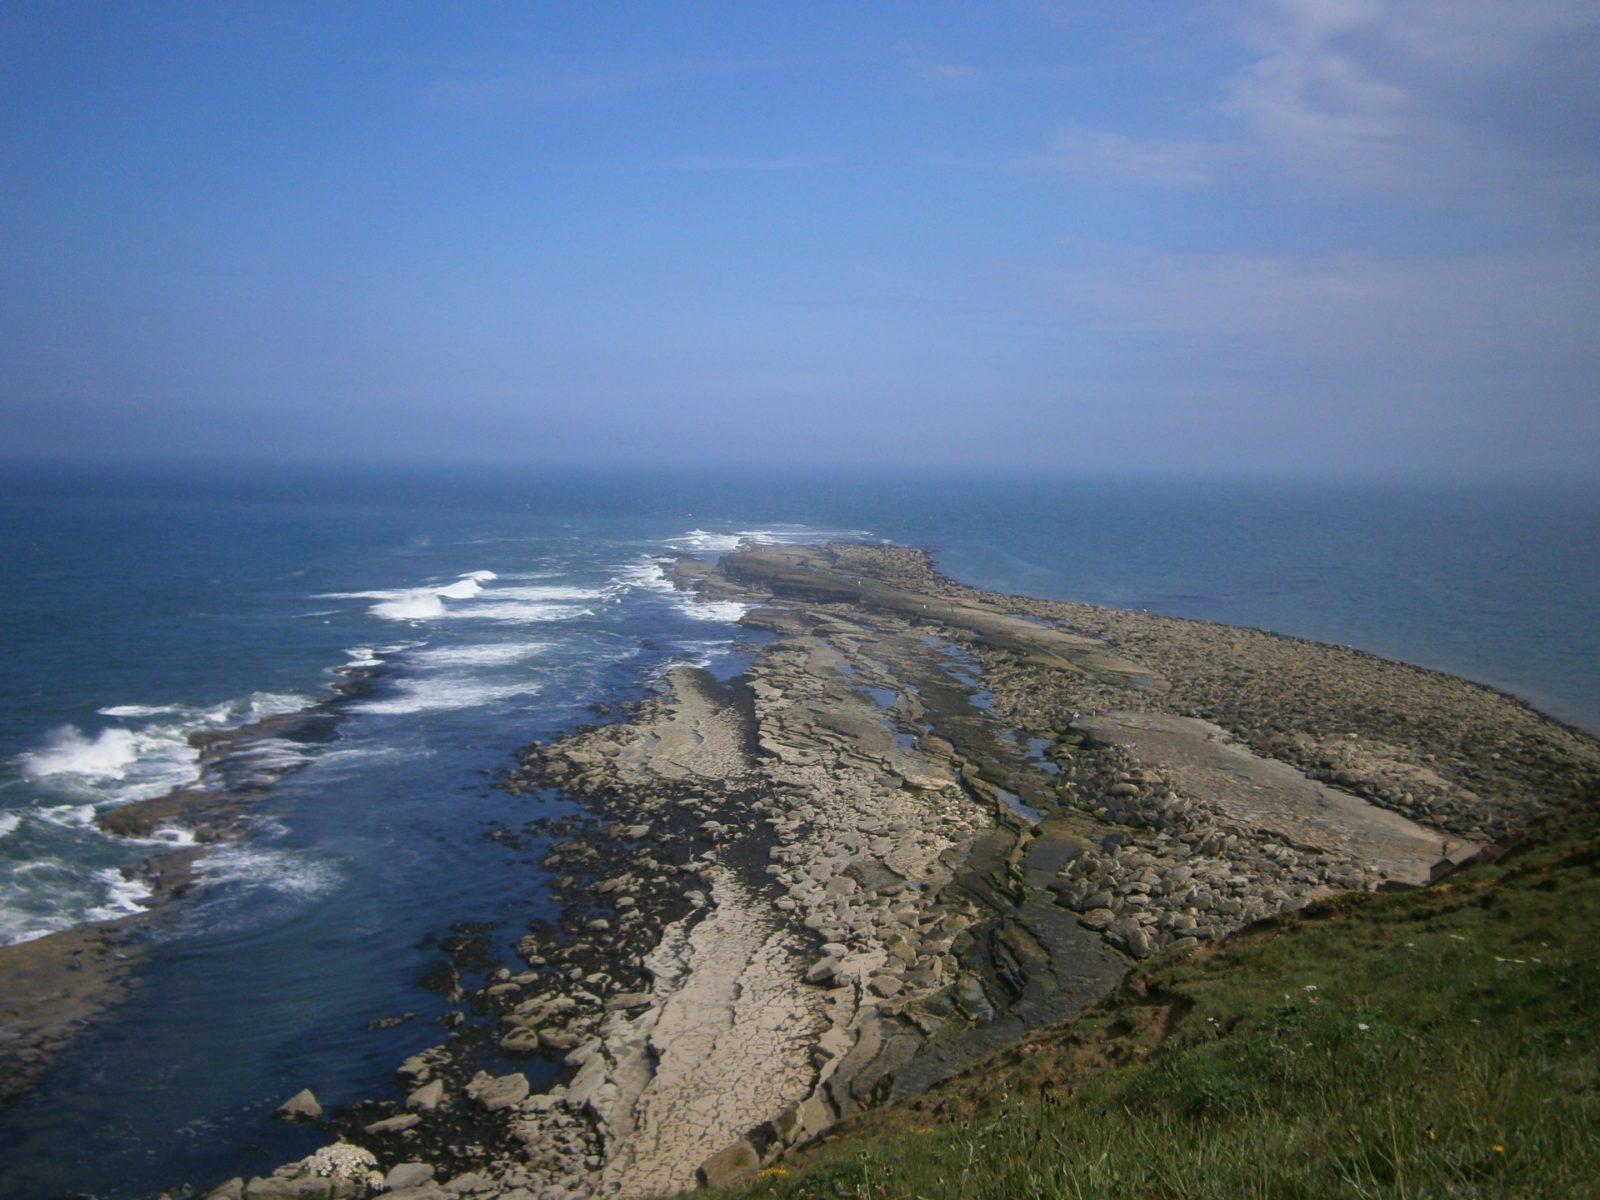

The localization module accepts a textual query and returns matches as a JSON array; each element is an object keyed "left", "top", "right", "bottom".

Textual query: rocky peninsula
[{"left": 183, "top": 542, "right": 1599, "bottom": 1200}]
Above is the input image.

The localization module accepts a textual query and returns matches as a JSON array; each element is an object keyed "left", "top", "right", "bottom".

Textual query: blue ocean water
[{"left": 1, "top": 463, "right": 1596, "bottom": 1198}]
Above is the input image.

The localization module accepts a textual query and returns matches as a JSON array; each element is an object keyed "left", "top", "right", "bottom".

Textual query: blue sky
[{"left": 2, "top": 1, "right": 1596, "bottom": 477}]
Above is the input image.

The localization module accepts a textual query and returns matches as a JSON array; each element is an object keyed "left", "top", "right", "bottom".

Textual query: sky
[{"left": 1, "top": 1, "right": 1597, "bottom": 478}]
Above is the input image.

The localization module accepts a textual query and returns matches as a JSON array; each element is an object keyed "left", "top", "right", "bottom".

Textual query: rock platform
[{"left": 194, "top": 542, "right": 1600, "bottom": 1200}]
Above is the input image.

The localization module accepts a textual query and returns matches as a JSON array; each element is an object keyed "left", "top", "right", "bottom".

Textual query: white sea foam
[
  {"left": 314, "top": 744, "right": 428, "bottom": 773},
  {"left": 666, "top": 529, "right": 745, "bottom": 553},
  {"left": 607, "top": 554, "right": 753, "bottom": 622},
  {"left": 323, "top": 570, "right": 495, "bottom": 620},
  {"left": 19, "top": 687, "right": 321, "bottom": 819},
  {"left": 413, "top": 642, "right": 552, "bottom": 667},
  {"left": 487, "top": 585, "right": 603, "bottom": 602},
  {"left": 246, "top": 692, "right": 313, "bottom": 720},
  {"left": 20, "top": 727, "right": 143, "bottom": 780},
  {"left": 342, "top": 641, "right": 423, "bottom": 668},
  {"left": 85, "top": 868, "right": 154, "bottom": 923},
  {"left": 609, "top": 557, "right": 677, "bottom": 595},
  {"left": 663, "top": 526, "right": 872, "bottom": 554},
  {"left": 645, "top": 637, "right": 739, "bottom": 679},
  {"left": 0, "top": 857, "right": 76, "bottom": 945},
  {"left": 96, "top": 692, "right": 311, "bottom": 729},
  {"left": 0, "top": 858, "right": 154, "bottom": 945},
  {"left": 142, "top": 826, "right": 198, "bottom": 847},
  {"left": 228, "top": 738, "right": 313, "bottom": 783},
  {"left": 0, "top": 813, "right": 21, "bottom": 840},
  {"left": 433, "top": 576, "right": 489, "bottom": 600},
  {"left": 438, "top": 601, "right": 591, "bottom": 623},
  {"left": 193, "top": 845, "right": 339, "bottom": 902},
  {"left": 372, "top": 590, "right": 450, "bottom": 620},
  {"left": 19, "top": 725, "right": 202, "bottom": 806},
  {"left": 323, "top": 571, "right": 592, "bottom": 623},
  {"left": 678, "top": 599, "right": 753, "bottom": 622},
  {"left": 353, "top": 676, "right": 542, "bottom": 715},
  {"left": 33, "top": 803, "right": 98, "bottom": 829}
]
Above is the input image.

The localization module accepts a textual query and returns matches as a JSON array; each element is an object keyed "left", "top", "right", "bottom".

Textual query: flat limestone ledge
[
  {"left": 1073, "top": 712, "right": 1479, "bottom": 887},
  {"left": 0, "top": 918, "right": 144, "bottom": 1103},
  {"left": 717, "top": 541, "right": 1600, "bottom": 841}
]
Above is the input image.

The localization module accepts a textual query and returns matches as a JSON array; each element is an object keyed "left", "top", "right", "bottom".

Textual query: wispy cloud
[
  {"left": 1220, "top": 0, "right": 1600, "bottom": 210},
  {"left": 1019, "top": 128, "right": 1224, "bottom": 187},
  {"left": 1020, "top": 1, "right": 1600, "bottom": 217}
]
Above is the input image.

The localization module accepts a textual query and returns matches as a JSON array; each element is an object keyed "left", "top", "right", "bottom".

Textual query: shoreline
[
  {"left": 0, "top": 661, "right": 384, "bottom": 1107},
  {"left": 175, "top": 541, "right": 1600, "bottom": 1200}
]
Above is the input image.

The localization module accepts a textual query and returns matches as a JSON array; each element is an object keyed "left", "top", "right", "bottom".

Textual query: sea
[{"left": 1, "top": 462, "right": 1596, "bottom": 1199}]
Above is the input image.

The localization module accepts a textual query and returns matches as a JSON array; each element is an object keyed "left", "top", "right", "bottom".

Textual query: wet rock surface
[{"left": 188, "top": 541, "right": 1600, "bottom": 1200}]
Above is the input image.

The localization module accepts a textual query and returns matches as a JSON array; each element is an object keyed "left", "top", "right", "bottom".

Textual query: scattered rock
[
  {"left": 406, "top": 1078, "right": 445, "bottom": 1112},
  {"left": 697, "top": 1138, "right": 761, "bottom": 1189},
  {"left": 365, "top": 1112, "right": 420, "bottom": 1135},
  {"left": 274, "top": 1088, "right": 321, "bottom": 1121},
  {"left": 384, "top": 1162, "right": 437, "bottom": 1190},
  {"left": 465, "top": 1070, "right": 529, "bottom": 1112}
]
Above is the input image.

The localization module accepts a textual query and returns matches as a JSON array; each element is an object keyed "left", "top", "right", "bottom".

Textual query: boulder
[
  {"left": 500, "top": 1027, "right": 543, "bottom": 1053},
  {"left": 365, "top": 1112, "right": 420, "bottom": 1135},
  {"left": 697, "top": 1138, "right": 761, "bottom": 1189},
  {"left": 465, "top": 1070, "right": 529, "bottom": 1112},
  {"left": 384, "top": 1163, "right": 436, "bottom": 1190},
  {"left": 1079, "top": 907, "right": 1115, "bottom": 930},
  {"left": 804, "top": 957, "right": 837, "bottom": 984},
  {"left": 274, "top": 1089, "right": 321, "bottom": 1121},
  {"left": 539, "top": 1027, "right": 581, "bottom": 1052},
  {"left": 407, "top": 1079, "right": 445, "bottom": 1112}
]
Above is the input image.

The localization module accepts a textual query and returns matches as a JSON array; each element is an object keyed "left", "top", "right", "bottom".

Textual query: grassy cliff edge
[{"left": 692, "top": 797, "right": 1600, "bottom": 1200}]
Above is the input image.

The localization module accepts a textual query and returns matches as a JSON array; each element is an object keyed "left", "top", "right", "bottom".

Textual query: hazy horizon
[{"left": 3, "top": 2, "right": 1597, "bottom": 481}]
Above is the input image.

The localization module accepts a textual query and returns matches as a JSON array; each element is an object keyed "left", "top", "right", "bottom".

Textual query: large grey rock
[
  {"left": 243, "top": 1179, "right": 309, "bottom": 1200},
  {"left": 1079, "top": 907, "right": 1115, "bottom": 930},
  {"left": 499, "top": 1026, "right": 543, "bottom": 1053},
  {"left": 384, "top": 1162, "right": 437, "bottom": 1190},
  {"left": 442, "top": 1171, "right": 494, "bottom": 1193},
  {"left": 465, "top": 1070, "right": 529, "bottom": 1111},
  {"left": 274, "top": 1088, "right": 321, "bottom": 1121},
  {"left": 804, "top": 957, "right": 837, "bottom": 984},
  {"left": 407, "top": 1078, "right": 446, "bottom": 1112},
  {"left": 697, "top": 1138, "right": 761, "bottom": 1189},
  {"left": 868, "top": 975, "right": 904, "bottom": 998},
  {"left": 365, "top": 1112, "right": 420, "bottom": 1135},
  {"left": 539, "top": 1026, "right": 581, "bottom": 1051}
]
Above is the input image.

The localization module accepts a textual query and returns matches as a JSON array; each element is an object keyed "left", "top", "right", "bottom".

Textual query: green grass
[{"left": 697, "top": 804, "right": 1600, "bottom": 1200}]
